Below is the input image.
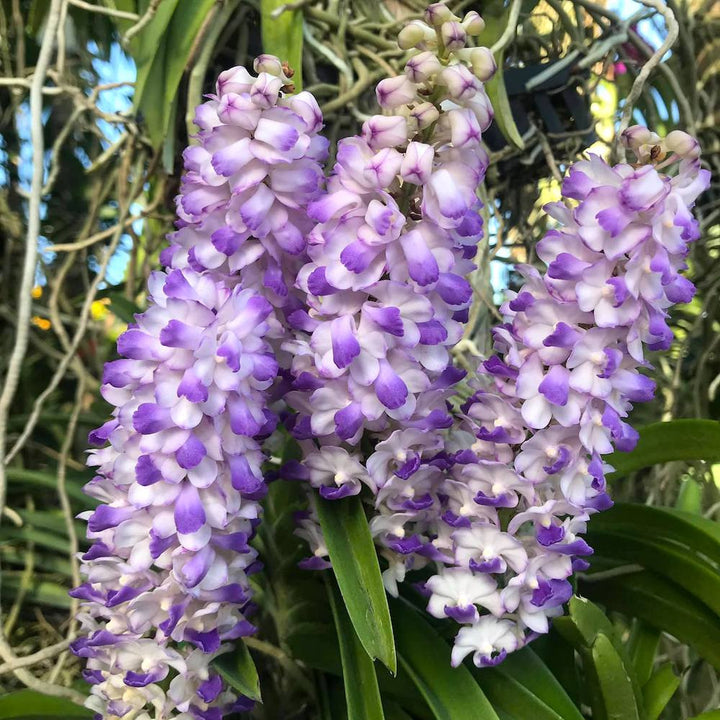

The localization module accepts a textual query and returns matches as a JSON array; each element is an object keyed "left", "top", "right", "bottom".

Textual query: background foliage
[{"left": 1, "top": 0, "right": 720, "bottom": 717}]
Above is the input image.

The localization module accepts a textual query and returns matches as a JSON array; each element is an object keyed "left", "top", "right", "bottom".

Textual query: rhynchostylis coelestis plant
[{"left": 71, "top": 4, "right": 710, "bottom": 718}]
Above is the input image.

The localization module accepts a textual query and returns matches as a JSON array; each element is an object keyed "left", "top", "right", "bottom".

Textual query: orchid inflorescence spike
[{"left": 72, "top": 3, "right": 709, "bottom": 717}]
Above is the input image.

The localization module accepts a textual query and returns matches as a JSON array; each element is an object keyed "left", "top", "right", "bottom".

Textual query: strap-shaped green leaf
[
  {"left": 588, "top": 528, "right": 720, "bottom": 616},
  {"left": 261, "top": 0, "right": 304, "bottom": 91},
  {"left": 642, "top": 662, "right": 680, "bottom": 720},
  {"left": 579, "top": 570, "right": 720, "bottom": 670},
  {"left": 590, "top": 634, "right": 641, "bottom": 720},
  {"left": 606, "top": 419, "right": 720, "bottom": 477},
  {"left": 481, "top": 6, "right": 524, "bottom": 150},
  {"left": 391, "top": 601, "right": 500, "bottom": 720},
  {"left": 315, "top": 495, "right": 396, "bottom": 673},
  {"left": 591, "top": 503, "right": 720, "bottom": 567},
  {"left": 212, "top": 642, "right": 262, "bottom": 702},
  {"left": 627, "top": 620, "right": 660, "bottom": 686},
  {"left": 553, "top": 596, "right": 619, "bottom": 650},
  {"left": 383, "top": 701, "right": 414, "bottom": 720},
  {"left": 485, "top": 62, "right": 524, "bottom": 150},
  {"left": 0, "top": 690, "right": 92, "bottom": 718},
  {"left": 329, "top": 583, "right": 385, "bottom": 720},
  {"left": 478, "top": 648, "right": 585, "bottom": 720},
  {"left": 129, "top": 0, "right": 217, "bottom": 153}
]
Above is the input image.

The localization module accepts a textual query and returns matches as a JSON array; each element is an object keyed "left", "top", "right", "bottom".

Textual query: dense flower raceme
[
  {"left": 364, "top": 129, "right": 711, "bottom": 667},
  {"left": 281, "top": 6, "right": 494, "bottom": 532},
  {"left": 72, "top": 58, "right": 327, "bottom": 719}
]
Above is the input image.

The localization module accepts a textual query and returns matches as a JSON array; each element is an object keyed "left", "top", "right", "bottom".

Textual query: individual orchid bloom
[
  {"left": 426, "top": 567, "right": 503, "bottom": 622},
  {"left": 451, "top": 617, "right": 521, "bottom": 667},
  {"left": 303, "top": 445, "right": 375, "bottom": 498},
  {"left": 453, "top": 525, "right": 529, "bottom": 575}
]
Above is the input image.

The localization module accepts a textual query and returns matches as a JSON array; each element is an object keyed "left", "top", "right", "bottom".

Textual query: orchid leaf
[
  {"left": 329, "top": 583, "right": 385, "bottom": 720},
  {"left": 579, "top": 570, "right": 720, "bottom": 670},
  {"left": 261, "top": 0, "right": 304, "bottom": 91},
  {"left": 213, "top": 642, "right": 262, "bottom": 702},
  {"left": 0, "top": 690, "right": 91, "bottom": 719},
  {"left": 391, "top": 600, "right": 500, "bottom": 720},
  {"left": 642, "top": 662, "right": 680, "bottom": 720},
  {"left": 591, "top": 503, "right": 720, "bottom": 567},
  {"left": 590, "top": 634, "right": 641, "bottom": 720},
  {"left": 607, "top": 419, "right": 720, "bottom": 477},
  {"left": 627, "top": 621, "right": 661, "bottom": 686},
  {"left": 478, "top": 648, "right": 585, "bottom": 720},
  {"left": 316, "top": 495, "right": 396, "bottom": 673}
]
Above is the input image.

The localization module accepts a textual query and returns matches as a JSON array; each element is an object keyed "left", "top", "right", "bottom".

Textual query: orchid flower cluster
[
  {"left": 71, "top": 58, "right": 328, "bottom": 720},
  {"left": 72, "top": 3, "right": 709, "bottom": 717}
]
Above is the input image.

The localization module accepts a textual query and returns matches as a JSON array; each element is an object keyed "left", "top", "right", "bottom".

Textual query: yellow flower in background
[
  {"left": 31, "top": 286, "right": 42, "bottom": 299},
  {"left": 31, "top": 316, "right": 51, "bottom": 331},
  {"left": 91, "top": 298, "right": 111, "bottom": 321}
]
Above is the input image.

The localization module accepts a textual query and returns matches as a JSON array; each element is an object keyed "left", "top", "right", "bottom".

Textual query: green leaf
[
  {"left": 553, "top": 597, "right": 645, "bottom": 717},
  {"left": 606, "top": 420, "right": 720, "bottom": 477},
  {"left": 212, "top": 642, "right": 262, "bottom": 702},
  {"left": 130, "top": 0, "right": 217, "bottom": 152},
  {"left": 689, "top": 712, "right": 720, "bottom": 720},
  {"left": 642, "top": 662, "right": 680, "bottom": 720},
  {"left": 391, "top": 601, "right": 500, "bottom": 720},
  {"left": 591, "top": 503, "right": 720, "bottom": 568},
  {"left": 531, "top": 631, "right": 582, "bottom": 708},
  {"left": 383, "top": 702, "right": 414, "bottom": 720},
  {"left": 478, "top": 648, "right": 585, "bottom": 720},
  {"left": 627, "top": 621, "right": 660, "bottom": 686},
  {"left": 107, "top": 292, "right": 142, "bottom": 324},
  {"left": 329, "top": 583, "right": 385, "bottom": 720},
  {"left": 315, "top": 495, "right": 395, "bottom": 673},
  {"left": 129, "top": 0, "right": 180, "bottom": 109},
  {"left": 485, "top": 62, "right": 524, "bottom": 150},
  {"left": 588, "top": 529, "right": 720, "bottom": 616},
  {"left": 286, "top": 621, "right": 340, "bottom": 675},
  {"left": 553, "top": 596, "right": 619, "bottom": 650},
  {"left": 590, "top": 634, "right": 641, "bottom": 720},
  {"left": 579, "top": 570, "right": 720, "bottom": 670},
  {"left": 0, "top": 577, "right": 73, "bottom": 609},
  {"left": 676, "top": 477, "right": 704, "bottom": 514},
  {"left": 261, "top": 0, "right": 304, "bottom": 91},
  {"left": 481, "top": 5, "right": 524, "bottom": 150},
  {"left": 5, "top": 468, "right": 88, "bottom": 504},
  {"left": 0, "top": 690, "right": 92, "bottom": 719}
]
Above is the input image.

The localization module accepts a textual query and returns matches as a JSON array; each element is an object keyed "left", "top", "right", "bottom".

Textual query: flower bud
[
  {"left": 439, "top": 64, "right": 479, "bottom": 102},
  {"left": 401, "top": 141, "right": 435, "bottom": 184},
  {"left": 621, "top": 125, "right": 659, "bottom": 151},
  {"left": 441, "top": 21, "right": 467, "bottom": 51},
  {"left": 467, "top": 92, "right": 494, "bottom": 131},
  {"left": 376, "top": 75, "right": 417, "bottom": 109},
  {"left": 405, "top": 51, "right": 442, "bottom": 83},
  {"left": 462, "top": 11, "right": 485, "bottom": 35},
  {"left": 398, "top": 20, "right": 434, "bottom": 50},
  {"left": 664, "top": 130, "right": 700, "bottom": 160},
  {"left": 425, "top": 3, "right": 457, "bottom": 27},
  {"left": 410, "top": 101, "right": 440, "bottom": 129},
  {"left": 216, "top": 66, "right": 254, "bottom": 96},
  {"left": 251, "top": 73, "right": 284, "bottom": 109},
  {"left": 621, "top": 125, "right": 663, "bottom": 163},
  {"left": 253, "top": 54, "right": 285, "bottom": 77},
  {"left": 448, "top": 108, "right": 482, "bottom": 148},
  {"left": 469, "top": 47, "right": 496, "bottom": 82},
  {"left": 362, "top": 115, "right": 409, "bottom": 150}
]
